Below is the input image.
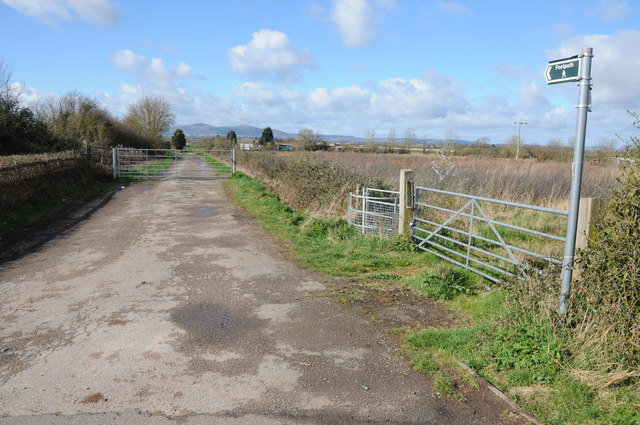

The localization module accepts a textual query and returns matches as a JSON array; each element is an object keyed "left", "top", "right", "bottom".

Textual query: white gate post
[
  {"left": 112, "top": 148, "right": 118, "bottom": 179},
  {"left": 232, "top": 149, "right": 237, "bottom": 175}
]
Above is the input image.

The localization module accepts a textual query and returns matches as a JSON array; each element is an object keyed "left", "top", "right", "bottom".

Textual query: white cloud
[
  {"left": 96, "top": 48, "right": 635, "bottom": 146},
  {"left": 112, "top": 49, "right": 146, "bottom": 73},
  {"left": 330, "top": 0, "right": 377, "bottom": 47},
  {"left": 518, "top": 81, "right": 550, "bottom": 111},
  {"left": 226, "top": 68, "right": 469, "bottom": 134},
  {"left": 175, "top": 62, "right": 193, "bottom": 78},
  {"left": 9, "top": 82, "right": 52, "bottom": 106},
  {"left": 111, "top": 49, "right": 194, "bottom": 90},
  {"left": 548, "top": 30, "right": 640, "bottom": 106},
  {"left": 227, "top": 29, "right": 315, "bottom": 83},
  {"left": 435, "top": 1, "right": 471, "bottom": 15},
  {"left": 309, "top": 86, "right": 371, "bottom": 112},
  {"left": 233, "top": 82, "right": 302, "bottom": 104},
  {"left": 1, "top": 0, "right": 119, "bottom": 27},
  {"left": 371, "top": 69, "right": 467, "bottom": 119}
]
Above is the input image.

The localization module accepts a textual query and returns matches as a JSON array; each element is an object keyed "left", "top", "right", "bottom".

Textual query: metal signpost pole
[{"left": 558, "top": 47, "right": 593, "bottom": 317}]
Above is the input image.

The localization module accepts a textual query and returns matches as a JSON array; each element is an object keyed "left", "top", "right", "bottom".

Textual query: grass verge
[
  {"left": 403, "top": 288, "right": 640, "bottom": 425},
  {"left": 225, "top": 172, "right": 438, "bottom": 277},
  {"left": 225, "top": 172, "right": 640, "bottom": 425}
]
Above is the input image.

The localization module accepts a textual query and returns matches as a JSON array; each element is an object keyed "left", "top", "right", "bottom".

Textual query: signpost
[
  {"left": 547, "top": 48, "right": 593, "bottom": 318},
  {"left": 545, "top": 56, "right": 581, "bottom": 84}
]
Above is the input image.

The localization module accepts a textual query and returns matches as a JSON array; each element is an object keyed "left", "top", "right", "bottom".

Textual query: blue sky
[{"left": 1, "top": 0, "right": 639, "bottom": 146}]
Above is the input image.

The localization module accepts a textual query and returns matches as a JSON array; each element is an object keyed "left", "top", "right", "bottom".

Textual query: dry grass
[
  {"left": 310, "top": 152, "right": 620, "bottom": 208},
  {"left": 570, "top": 367, "right": 640, "bottom": 389},
  {"left": 239, "top": 151, "right": 619, "bottom": 216},
  {"left": 238, "top": 151, "right": 389, "bottom": 217}
]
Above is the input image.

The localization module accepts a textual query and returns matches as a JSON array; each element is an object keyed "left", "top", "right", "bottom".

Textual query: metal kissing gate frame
[{"left": 348, "top": 188, "right": 400, "bottom": 236}]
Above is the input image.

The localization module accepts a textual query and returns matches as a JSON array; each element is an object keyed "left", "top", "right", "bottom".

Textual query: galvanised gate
[
  {"left": 348, "top": 184, "right": 568, "bottom": 285},
  {"left": 412, "top": 186, "right": 567, "bottom": 284},
  {"left": 112, "top": 148, "right": 236, "bottom": 179}
]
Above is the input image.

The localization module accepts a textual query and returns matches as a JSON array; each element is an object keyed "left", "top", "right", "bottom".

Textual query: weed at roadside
[{"left": 409, "top": 264, "right": 477, "bottom": 300}]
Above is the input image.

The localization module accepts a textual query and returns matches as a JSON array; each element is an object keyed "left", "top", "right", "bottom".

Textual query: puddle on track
[
  {"left": 171, "top": 303, "right": 255, "bottom": 344},
  {"left": 190, "top": 206, "right": 217, "bottom": 217}
]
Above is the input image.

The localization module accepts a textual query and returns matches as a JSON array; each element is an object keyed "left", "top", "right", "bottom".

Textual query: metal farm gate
[
  {"left": 347, "top": 185, "right": 568, "bottom": 284},
  {"left": 112, "top": 148, "right": 236, "bottom": 179},
  {"left": 412, "top": 186, "right": 567, "bottom": 284}
]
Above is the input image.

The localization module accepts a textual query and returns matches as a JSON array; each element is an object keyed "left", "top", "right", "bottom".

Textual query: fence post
[
  {"left": 232, "top": 149, "right": 237, "bottom": 175},
  {"left": 112, "top": 148, "right": 117, "bottom": 179},
  {"left": 572, "top": 197, "right": 606, "bottom": 281},
  {"left": 576, "top": 197, "right": 606, "bottom": 250},
  {"left": 398, "top": 169, "right": 414, "bottom": 235}
]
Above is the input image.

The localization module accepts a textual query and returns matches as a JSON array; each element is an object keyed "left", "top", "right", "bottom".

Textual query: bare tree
[
  {"left": 384, "top": 128, "right": 397, "bottom": 153},
  {"left": 0, "top": 60, "right": 20, "bottom": 108},
  {"left": 124, "top": 96, "right": 175, "bottom": 140},
  {"left": 364, "top": 129, "right": 376, "bottom": 152},
  {"left": 298, "top": 128, "right": 326, "bottom": 151},
  {"left": 36, "top": 92, "right": 112, "bottom": 146},
  {"left": 443, "top": 130, "right": 458, "bottom": 155},
  {"left": 402, "top": 128, "right": 415, "bottom": 153}
]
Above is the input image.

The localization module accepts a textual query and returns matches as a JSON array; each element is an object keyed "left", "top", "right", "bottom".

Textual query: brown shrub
[
  {"left": 238, "top": 151, "right": 388, "bottom": 217},
  {"left": 0, "top": 150, "right": 111, "bottom": 212},
  {"left": 238, "top": 151, "right": 620, "bottom": 217}
]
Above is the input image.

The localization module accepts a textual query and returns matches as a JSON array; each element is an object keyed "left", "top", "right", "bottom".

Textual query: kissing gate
[{"left": 112, "top": 148, "right": 236, "bottom": 179}]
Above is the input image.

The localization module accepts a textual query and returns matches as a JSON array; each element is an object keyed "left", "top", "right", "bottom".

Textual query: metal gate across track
[{"left": 112, "top": 148, "right": 236, "bottom": 179}]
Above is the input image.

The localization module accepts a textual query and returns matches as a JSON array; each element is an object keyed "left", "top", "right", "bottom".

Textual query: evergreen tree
[
  {"left": 171, "top": 128, "right": 187, "bottom": 149},
  {"left": 226, "top": 130, "right": 237, "bottom": 144},
  {"left": 259, "top": 127, "right": 274, "bottom": 147}
]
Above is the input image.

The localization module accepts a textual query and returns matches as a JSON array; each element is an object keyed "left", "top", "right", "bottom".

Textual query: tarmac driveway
[{"left": 0, "top": 177, "right": 518, "bottom": 424}]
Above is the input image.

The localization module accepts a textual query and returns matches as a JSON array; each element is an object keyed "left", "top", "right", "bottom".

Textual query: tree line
[{"left": 0, "top": 61, "right": 178, "bottom": 155}]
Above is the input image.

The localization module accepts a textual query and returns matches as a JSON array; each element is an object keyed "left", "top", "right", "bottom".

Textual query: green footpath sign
[{"left": 545, "top": 56, "right": 581, "bottom": 84}]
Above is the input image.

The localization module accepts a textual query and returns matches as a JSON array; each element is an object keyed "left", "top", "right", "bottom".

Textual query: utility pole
[{"left": 514, "top": 120, "right": 527, "bottom": 160}]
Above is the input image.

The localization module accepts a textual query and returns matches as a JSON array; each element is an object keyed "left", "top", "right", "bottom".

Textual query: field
[{"left": 239, "top": 151, "right": 619, "bottom": 214}]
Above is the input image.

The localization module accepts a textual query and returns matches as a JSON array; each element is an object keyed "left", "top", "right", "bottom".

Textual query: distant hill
[{"left": 165, "top": 123, "right": 472, "bottom": 145}]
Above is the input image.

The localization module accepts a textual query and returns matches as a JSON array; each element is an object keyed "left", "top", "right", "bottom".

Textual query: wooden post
[
  {"left": 573, "top": 197, "right": 606, "bottom": 281},
  {"left": 398, "top": 169, "right": 414, "bottom": 235},
  {"left": 576, "top": 197, "right": 606, "bottom": 250}
]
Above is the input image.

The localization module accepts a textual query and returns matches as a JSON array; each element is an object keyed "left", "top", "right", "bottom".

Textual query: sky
[{"left": 1, "top": 0, "right": 639, "bottom": 146}]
